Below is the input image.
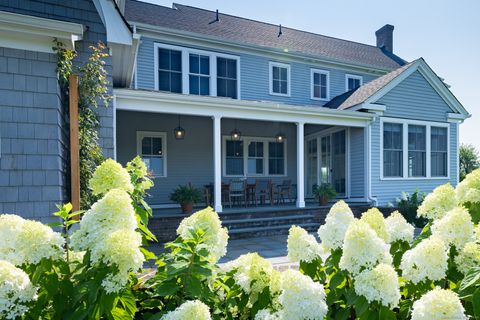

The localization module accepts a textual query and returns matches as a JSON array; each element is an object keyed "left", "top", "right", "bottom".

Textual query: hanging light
[
  {"left": 230, "top": 119, "right": 241, "bottom": 141},
  {"left": 174, "top": 115, "right": 185, "bottom": 140},
  {"left": 275, "top": 122, "right": 285, "bottom": 143}
]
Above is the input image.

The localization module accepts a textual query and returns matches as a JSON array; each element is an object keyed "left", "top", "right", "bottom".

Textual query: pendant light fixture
[
  {"left": 230, "top": 119, "right": 241, "bottom": 141},
  {"left": 174, "top": 115, "right": 185, "bottom": 140},
  {"left": 275, "top": 122, "right": 285, "bottom": 143}
]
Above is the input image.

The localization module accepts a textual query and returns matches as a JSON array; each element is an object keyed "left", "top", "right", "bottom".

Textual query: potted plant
[
  {"left": 170, "top": 184, "right": 203, "bottom": 214},
  {"left": 313, "top": 183, "right": 337, "bottom": 206}
]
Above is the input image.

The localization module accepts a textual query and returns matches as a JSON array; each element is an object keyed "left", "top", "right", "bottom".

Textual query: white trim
[
  {"left": 296, "top": 122, "right": 306, "bottom": 208},
  {"left": 345, "top": 74, "right": 363, "bottom": 91},
  {"left": 0, "top": 11, "right": 83, "bottom": 53},
  {"left": 456, "top": 123, "right": 460, "bottom": 184},
  {"left": 153, "top": 42, "right": 240, "bottom": 99},
  {"left": 114, "top": 89, "right": 375, "bottom": 128},
  {"left": 379, "top": 117, "right": 450, "bottom": 181},
  {"left": 269, "top": 61, "right": 291, "bottom": 97},
  {"left": 213, "top": 116, "right": 223, "bottom": 212},
  {"left": 113, "top": 95, "right": 117, "bottom": 160},
  {"left": 346, "top": 127, "right": 351, "bottom": 198},
  {"left": 222, "top": 135, "right": 288, "bottom": 178},
  {"left": 136, "top": 131, "right": 168, "bottom": 178},
  {"left": 134, "top": 23, "right": 393, "bottom": 76},
  {"left": 310, "top": 68, "right": 330, "bottom": 101}
]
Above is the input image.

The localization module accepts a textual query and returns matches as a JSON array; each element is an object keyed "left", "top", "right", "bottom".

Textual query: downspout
[
  {"left": 366, "top": 115, "right": 378, "bottom": 206},
  {"left": 130, "top": 24, "right": 141, "bottom": 89}
]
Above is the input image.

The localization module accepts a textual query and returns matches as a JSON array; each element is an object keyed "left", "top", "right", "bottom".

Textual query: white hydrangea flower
[
  {"left": 317, "top": 200, "right": 355, "bottom": 250},
  {"left": 360, "top": 208, "right": 389, "bottom": 241},
  {"left": 354, "top": 263, "right": 400, "bottom": 309},
  {"left": 417, "top": 184, "right": 457, "bottom": 220},
  {"left": 431, "top": 207, "right": 474, "bottom": 249},
  {"left": 411, "top": 288, "right": 467, "bottom": 320},
  {"left": 177, "top": 207, "right": 228, "bottom": 263},
  {"left": 223, "top": 253, "right": 273, "bottom": 297},
  {"left": 339, "top": 220, "right": 392, "bottom": 275},
  {"left": 400, "top": 237, "right": 448, "bottom": 284},
  {"left": 400, "top": 192, "right": 408, "bottom": 201},
  {"left": 475, "top": 224, "right": 480, "bottom": 242},
  {"left": 0, "top": 260, "right": 37, "bottom": 320},
  {"left": 89, "top": 158, "right": 134, "bottom": 196},
  {"left": 0, "top": 214, "right": 64, "bottom": 266},
  {"left": 456, "top": 168, "right": 480, "bottom": 205},
  {"left": 255, "top": 309, "right": 281, "bottom": 320},
  {"left": 70, "top": 189, "right": 137, "bottom": 252},
  {"left": 287, "top": 226, "right": 323, "bottom": 263},
  {"left": 276, "top": 269, "right": 328, "bottom": 320},
  {"left": 455, "top": 242, "right": 480, "bottom": 274},
  {"left": 97, "top": 229, "right": 145, "bottom": 293},
  {"left": 161, "top": 300, "right": 211, "bottom": 320},
  {"left": 385, "top": 211, "right": 414, "bottom": 243}
]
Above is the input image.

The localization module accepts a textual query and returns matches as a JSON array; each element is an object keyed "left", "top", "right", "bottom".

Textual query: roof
[
  {"left": 125, "top": 1, "right": 406, "bottom": 70},
  {"left": 335, "top": 60, "right": 417, "bottom": 110}
]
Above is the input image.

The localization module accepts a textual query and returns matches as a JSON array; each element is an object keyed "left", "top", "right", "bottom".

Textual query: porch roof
[{"left": 114, "top": 88, "right": 376, "bottom": 127}]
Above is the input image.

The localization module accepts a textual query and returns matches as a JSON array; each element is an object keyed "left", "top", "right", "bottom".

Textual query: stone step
[
  {"left": 228, "top": 222, "right": 319, "bottom": 239},
  {"left": 222, "top": 214, "right": 315, "bottom": 230}
]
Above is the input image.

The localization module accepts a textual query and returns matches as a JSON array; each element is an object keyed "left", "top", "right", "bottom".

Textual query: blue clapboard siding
[
  {"left": 116, "top": 111, "right": 299, "bottom": 206},
  {"left": 135, "top": 37, "right": 377, "bottom": 107},
  {"left": 370, "top": 70, "right": 458, "bottom": 206},
  {"left": 349, "top": 128, "right": 365, "bottom": 198}
]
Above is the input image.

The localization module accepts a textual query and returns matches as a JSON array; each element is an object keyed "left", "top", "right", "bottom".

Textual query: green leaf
[
  {"left": 473, "top": 288, "right": 480, "bottom": 317},
  {"left": 379, "top": 306, "right": 397, "bottom": 320},
  {"left": 458, "top": 266, "right": 480, "bottom": 298},
  {"left": 355, "top": 296, "right": 369, "bottom": 316},
  {"left": 155, "top": 279, "right": 180, "bottom": 296},
  {"left": 185, "top": 276, "right": 202, "bottom": 297},
  {"left": 329, "top": 271, "right": 346, "bottom": 290},
  {"left": 48, "top": 222, "right": 63, "bottom": 228}
]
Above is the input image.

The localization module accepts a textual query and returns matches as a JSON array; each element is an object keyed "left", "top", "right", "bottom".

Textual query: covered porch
[{"left": 114, "top": 89, "right": 374, "bottom": 213}]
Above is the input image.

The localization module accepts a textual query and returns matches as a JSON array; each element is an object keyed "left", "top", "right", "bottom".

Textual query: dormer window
[
  {"left": 269, "top": 62, "right": 290, "bottom": 96},
  {"left": 345, "top": 74, "right": 363, "bottom": 91}
]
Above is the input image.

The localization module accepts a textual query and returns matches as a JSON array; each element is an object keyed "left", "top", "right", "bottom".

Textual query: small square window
[
  {"left": 137, "top": 132, "right": 166, "bottom": 177},
  {"left": 270, "top": 62, "right": 290, "bottom": 96},
  {"left": 346, "top": 74, "right": 363, "bottom": 91},
  {"left": 311, "top": 69, "right": 329, "bottom": 100}
]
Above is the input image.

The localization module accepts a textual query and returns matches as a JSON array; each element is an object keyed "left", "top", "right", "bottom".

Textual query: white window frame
[
  {"left": 188, "top": 53, "right": 211, "bottom": 96},
  {"left": 430, "top": 126, "right": 449, "bottom": 178},
  {"left": 380, "top": 117, "right": 450, "bottom": 180},
  {"left": 310, "top": 68, "right": 330, "bottom": 101},
  {"left": 136, "top": 131, "right": 167, "bottom": 178},
  {"left": 153, "top": 42, "right": 240, "bottom": 99},
  {"left": 222, "top": 136, "right": 288, "bottom": 178},
  {"left": 345, "top": 74, "right": 363, "bottom": 91},
  {"left": 269, "top": 61, "right": 291, "bottom": 97}
]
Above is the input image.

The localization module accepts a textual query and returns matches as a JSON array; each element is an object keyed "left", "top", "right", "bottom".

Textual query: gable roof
[
  {"left": 335, "top": 58, "right": 470, "bottom": 117},
  {"left": 125, "top": 0, "right": 405, "bottom": 70}
]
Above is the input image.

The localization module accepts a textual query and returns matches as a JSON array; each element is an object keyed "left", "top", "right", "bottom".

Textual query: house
[{"left": 0, "top": 0, "right": 470, "bottom": 222}]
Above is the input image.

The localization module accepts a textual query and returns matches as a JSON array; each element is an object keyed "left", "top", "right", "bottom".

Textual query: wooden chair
[
  {"left": 222, "top": 183, "right": 231, "bottom": 208},
  {"left": 275, "top": 180, "right": 293, "bottom": 204},
  {"left": 229, "top": 179, "right": 247, "bottom": 207},
  {"left": 255, "top": 179, "right": 272, "bottom": 206}
]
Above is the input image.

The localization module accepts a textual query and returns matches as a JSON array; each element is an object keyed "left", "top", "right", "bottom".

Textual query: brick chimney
[{"left": 375, "top": 24, "right": 394, "bottom": 53}]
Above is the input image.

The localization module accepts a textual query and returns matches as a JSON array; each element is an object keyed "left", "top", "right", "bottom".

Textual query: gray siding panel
[
  {"left": 349, "top": 127, "right": 365, "bottom": 198},
  {"left": 135, "top": 37, "right": 377, "bottom": 107}
]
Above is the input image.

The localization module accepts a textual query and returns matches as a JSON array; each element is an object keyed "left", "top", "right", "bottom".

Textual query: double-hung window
[
  {"left": 158, "top": 48, "right": 182, "bottom": 93},
  {"left": 268, "top": 141, "right": 285, "bottom": 175},
  {"left": 311, "top": 69, "right": 329, "bottom": 100},
  {"left": 217, "top": 57, "right": 238, "bottom": 99},
  {"left": 137, "top": 132, "right": 167, "bottom": 177},
  {"left": 226, "top": 140, "right": 244, "bottom": 176},
  {"left": 269, "top": 62, "right": 290, "bottom": 96},
  {"left": 408, "top": 125, "right": 427, "bottom": 177},
  {"left": 345, "top": 74, "right": 363, "bottom": 91},
  {"left": 189, "top": 54, "right": 210, "bottom": 95},
  {"left": 383, "top": 123, "right": 403, "bottom": 177},
  {"left": 247, "top": 141, "right": 264, "bottom": 175},
  {"left": 431, "top": 127, "right": 448, "bottom": 177}
]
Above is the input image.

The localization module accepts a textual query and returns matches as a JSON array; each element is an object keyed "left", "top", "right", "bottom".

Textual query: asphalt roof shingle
[{"left": 125, "top": 0, "right": 406, "bottom": 70}]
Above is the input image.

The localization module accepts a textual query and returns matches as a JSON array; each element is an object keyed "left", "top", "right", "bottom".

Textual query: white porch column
[
  {"left": 296, "top": 122, "right": 305, "bottom": 208},
  {"left": 213, "top": 116, "right": 223, "bottom": 212}
]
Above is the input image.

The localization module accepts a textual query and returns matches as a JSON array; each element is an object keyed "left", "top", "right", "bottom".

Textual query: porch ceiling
[{"left": 114, "top": 89, "right": 375, "bottom": 127}]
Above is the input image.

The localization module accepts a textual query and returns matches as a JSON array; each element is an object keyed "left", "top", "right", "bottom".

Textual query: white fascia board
[
  {"left": 364, "top": 59, "right": 470, "bottom": 118},
  {"left": 93, "top": 0, "right": 132, "bottom": 46},
  {"left": 114, "top": 89, "right": 374, "bottom": 127},
  {"left": 132, "top": 23, "right": 391, "bottom": 77},
  {"left": 0, "top": 11, "right": 83, "bottom": 53}
]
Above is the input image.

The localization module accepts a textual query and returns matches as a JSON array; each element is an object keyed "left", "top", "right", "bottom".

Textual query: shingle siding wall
[
  {"left": 0, "top": 0, "right": 113, "bottom": 220},
  {"left": 136, "top": 37, "right": 377, "bottom": 107},
  {"left": 370, "top": 71, "right": 458, "bottom": 206}
]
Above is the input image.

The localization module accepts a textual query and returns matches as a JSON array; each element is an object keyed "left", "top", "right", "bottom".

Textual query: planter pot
[
  {"left": 319, "top": 196, "right": 329, "bottom": 206},
  {"left": 181, "top": 202, "right": 194, "bottom": 214}
]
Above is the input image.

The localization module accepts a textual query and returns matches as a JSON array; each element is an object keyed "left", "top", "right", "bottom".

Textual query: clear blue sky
[{"left": 141, "top": 0, "right": 480, "bottom": 150}]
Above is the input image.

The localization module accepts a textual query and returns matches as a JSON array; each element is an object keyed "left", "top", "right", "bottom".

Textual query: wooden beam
[{"left": 69, "top": 74, "right": 81, "bottom": 212}]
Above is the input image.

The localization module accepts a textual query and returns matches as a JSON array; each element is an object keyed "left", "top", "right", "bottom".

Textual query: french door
[{"left": 306, "top": 129, "right": 347, "bottom": 198}]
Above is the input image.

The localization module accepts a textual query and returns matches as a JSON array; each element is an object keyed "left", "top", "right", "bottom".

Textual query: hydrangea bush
[{"left": 1, "top": 161, "right": 480, "bottom": 319}]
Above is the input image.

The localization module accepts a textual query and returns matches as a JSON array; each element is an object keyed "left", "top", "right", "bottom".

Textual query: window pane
[
  {"left": 320, "top": 73, "right": 326, "bottom": 85},
  {"left": 320, "top": 86, "right": 327, "bottom": 98},
  {"left": 189, "top": 75, "right": 199, "bottom": 95},
  {"left": 272, "top": 66, "right": 279, "bottom": 80},
  {"left": 226, "top": 80, "right": 237, "bottom": 99},
  {"left": 269, "top": 159, "right": 284, "bottom": 175},
  {"left": 314, "top": 86, "right": 320, "bottom": 98},
  {"left": 226, "top": 141, "right": 243, "bottom": 157},
  {"left": 171, "top": 50, "right": 181, "bottom": 71},
  {"left": 158, "top": 71, "right": 170, "bottom": 91},
  {"left": 272, "top": 79, "right": 280, "bottom": 93},
  {"left": 200, "top": 77, "right": 209, "bottom": 95},
  {"left": 313, "top": 73, "right": 320, "bottom": 85},
  {"left": 280, "top": 67, "right": 287, "bottom": 81},
  {"left": 158, "top": 49, "right": 170, "bottom": 70},
  {"left": 408, "top": 151, "right": 426, "bottom": 177},
  {"left": 189, "top": 54, "right": 199, "bottom": 74},
  {"left": 431, "top": 127, "right": 447, "bottom": 151},
  {"left": 217, "top": 78, "right": 226, "bottom": 97},
  {"left": 200, "top": 56, "right": 210, "bottom": 75},
  {"left": 432, "top": 152, "right": 447, "bottom": 177},
  {"left": 227, "top": 59, "right": 237, "bottom": 78},
  {"left": 226, "top": 159, "right": 243, "bottom": 175},
  {"left": 280, "top": 80, "right": 287, "bottom": 94},
  {"left": 142, "top": 156, "right": 164, "bottom": 176},
  {"left": 151, "top": 137, "right": 162, "bottom": 155},
  {"left": 383, "top": 123, "right": 403, "bottom": 177},
  {"left": 170, "top": 73, "right": 182, "bottom": 93},
  {"left": 217, "top": 58, "right": 226, "bottom": 77},
  {"left": 142, "top": 137, "right": 151, "bottom": 155}
]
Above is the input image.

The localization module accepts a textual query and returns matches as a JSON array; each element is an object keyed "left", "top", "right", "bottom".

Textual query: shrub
[{"left": 396, "top": 189, "right": 427, "bottom": 227}]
